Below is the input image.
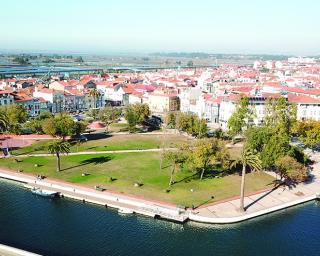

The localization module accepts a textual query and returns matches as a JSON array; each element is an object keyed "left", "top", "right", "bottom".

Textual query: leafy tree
[
  {"left": 228, "top": 96, "right": 252, "bottom": 138},
  {"left": 187, "top": 61, "right": 194, "bottom": 67},
  {"left": 231, "top": 146, "right": 262, "bottom": 212},
  {"left": 0, "top": 111, "right": 8, "bottom": 132},
  {"left": 12, "top": 56, "right": 29, "bottom": 65},
  {"left": 260, "top": 134, "right": 290, "bottom": 168},
  {"left": 175, "top": 112, "right": 208, "bottom": 137},
  {"left": 275, "top": 156, "right": 308, "bottom": 184},
  {"left": 189, "top": 138, "right": 229, "bottom": 179},
  {"left": 98, "top": 107, "right": 122, "bottom": 132},
  {"left": 131, "top": 103, "right": 150, "bottom": 124},
  {"left": 42, "top": 118, "right": 57, "bottom": 137},
  {"left": 48, "top": 140, "right": 70, "bottom": 172},
  {"left": 89, "top": 89, "right": 101, "bottom": 108},
  {"left": 194, "top": 117, "right": 208, "bottom": 138},
  {"left": 87, "top": 109, "right": 99, "bottom": 120},
  {"left": 74, "top": 56, "right": 84, "bottom": 63},
  {"left": 245, "top": 126, "right": 271, "bottom": 152},
  {"left": 293, "top": 120, "right": 320, "bottom": 148},
  {"left": 0, "top": 104, "right": 28, "bottom": 134},
  {"left": 38, "top": 112, "right": 53, "bottom": 120},
  {"left": 42, "top": 113, "right": 80, "bottom": 140},
  {"left": 25, "top": 119, "right": 43, "bottom": 134},
  {"left": 164, "top": 112, "right": 176, "bottom": 128},
  {"left": 124, "top": 108, "right": 137, "bottom": 133},
  {"left": 264, "top": 97, "right": 296, "bottom": 135}
]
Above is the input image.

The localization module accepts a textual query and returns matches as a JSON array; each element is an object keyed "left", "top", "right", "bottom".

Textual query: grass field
[
  {"left": 0, "top": 152, "right": 275, "bottom": 206},
  {"left": 11, "top": 134, "right": 191, "bottom": 155}
]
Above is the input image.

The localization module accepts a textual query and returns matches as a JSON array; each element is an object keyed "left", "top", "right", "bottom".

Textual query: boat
[
  {"left": 31, "top": 187, "right": 58, "bottom": 198},
  {"left": 118, "top": 208, "right": 134, "bottom": 215}
]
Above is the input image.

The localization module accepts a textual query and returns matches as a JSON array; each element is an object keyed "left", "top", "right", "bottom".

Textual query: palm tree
[
  {"left": 0, "top": 112, "right": 8, "bottom": 132},
  {"left": 231, "top": 146, "right": 262, "bottom": 212},
  {"left": 48, "top": 140, "right": 71, "bottom": 172},
  {"left": 89, "top": 88, "right": 101, "bottom": 108}
]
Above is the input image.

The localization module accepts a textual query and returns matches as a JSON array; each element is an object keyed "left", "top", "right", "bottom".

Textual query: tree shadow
[
  {"left": 61, "top": 156, "right": 112, "bottom": 171},
  {"left": 194, "top": 196, "right": 215, "bottom": 209},
  {"left": 174, "top": 173, "right": 199, "bottom": 184},
  {"left": 244, "top": 183, "right": 282, "bottom": 211}
]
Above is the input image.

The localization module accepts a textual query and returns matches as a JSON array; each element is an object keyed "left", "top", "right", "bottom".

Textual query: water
[{"left": 0, "top": 180, "right": 320, "bottom": 256}]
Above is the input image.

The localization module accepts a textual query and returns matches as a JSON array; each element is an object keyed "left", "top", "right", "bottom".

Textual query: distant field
[
  {"left": 0, "top": 151, "right": 274, "bottom": 206},
  {"left": 11, "top": 134, "right": 191, "bottom": 155}
]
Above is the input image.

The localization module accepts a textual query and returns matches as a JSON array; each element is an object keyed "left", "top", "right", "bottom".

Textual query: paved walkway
[
  {"left": 190, "top": 151, "right": 320, "bottom": 223},
  {"left": 12, "top": 148, "right": 176, "bottom": 158},
  {"left": 0, "top": 244, "right": 40, "bottom": 256}
]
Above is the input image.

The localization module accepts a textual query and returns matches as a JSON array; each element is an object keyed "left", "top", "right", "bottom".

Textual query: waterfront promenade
[{"left": 1, "top": 151, "right": 320, "bottom": 224}]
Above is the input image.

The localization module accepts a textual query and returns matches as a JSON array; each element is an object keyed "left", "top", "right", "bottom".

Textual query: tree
[
  {"left": 194, "top": 117, "right": 208, "bottom": 138},
  {"left": 0, "top": 104, "right": 28, "bottom": 134},
  {"left": 275, "top": 156, "right": 308, "bottom": 184},
  {"left": 74, "top": 56, "right": 84, "bottom": 63},
  {"left": 48, "top": 140, "right": 70, "bottom": 172},
  {"left": 231, "top": 146, "right": 262, "bottom": 212},
  {"left": 264, "top": 97, "right": 296, "bottom": 136},
  {"left": 175, "top": 112, "right": 208, "bottom": 137},
  {"left": 293, "top": 120, "right": 320, "bottom": 148},
  {"left": 0, "top": 111, "right": 8, "bottom": 132},
  {"left": 165, "top": 112, "right": 176, "bottom": 128},
  {"left": 98, "top": 107, "right": 122, "bottom": 132},
  {"left": 12, "top": 56, "right": 29, "bottom": 65},
  {"left": 87, "top": 108, "right": 99, "bottom": 120},
  {"left": 25, "top": 119, "right": 43, "bottom": 134},
  {"left": 131, "top": 103, "right": 150, "bottom": 124},
  {"left": 89, "top": 89, "right": 101, "bottom": 108},
  {"left": 124, "top": 108, "right": 137, "bottom": 133},
  {"left": 164, "top": 148, "right": 187, "bottom": 186},
  {"left": 228, "top": 96, "right": 252, "bottom": 138},
  {"left": 42, "top": 113, "right": 80, "bottom": 140},
  {"left": 189, "top": 138, "right": 229, "bottom": 180},
  {"left": 187, "top": 61, "right": 194, "bottom": 67}
]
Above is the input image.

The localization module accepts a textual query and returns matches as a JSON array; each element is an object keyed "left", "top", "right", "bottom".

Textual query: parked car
[{"left": 79, "top": 134, "right": 88, "bottom": 142}]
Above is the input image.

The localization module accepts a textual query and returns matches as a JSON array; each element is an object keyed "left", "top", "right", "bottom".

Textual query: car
[{"left": 79, "top": 135, "right": 88, "bottom": 142}]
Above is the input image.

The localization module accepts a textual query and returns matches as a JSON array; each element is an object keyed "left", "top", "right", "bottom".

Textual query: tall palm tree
[
  {"left": 231, "top": 146, "right": 262, "bottom": 212},
  {"left": 48, "top": 140, "right": 71, "bottom": 172},
  {"left": 89, "top": 88, "right": 101, "bottom": 108},
  {"left": 0, "top": 112, "right": 8, "bottom": 132}
]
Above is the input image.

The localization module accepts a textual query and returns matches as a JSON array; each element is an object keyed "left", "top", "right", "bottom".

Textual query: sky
[{"left": 0, "top": 0, "right": 319, "bottom": 55}]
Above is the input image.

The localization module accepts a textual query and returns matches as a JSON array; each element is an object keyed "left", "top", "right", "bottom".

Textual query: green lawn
[
  {"left": 11, "top": 134, "right": 190, "bottom": 155},
  {"left": 0, "top": 152, "right": 275, "bottom": 207}
]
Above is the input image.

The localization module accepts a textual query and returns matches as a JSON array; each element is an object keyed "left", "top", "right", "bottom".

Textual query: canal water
[{"left": 0, "top": 180, "right": 320, "bottom": 256}]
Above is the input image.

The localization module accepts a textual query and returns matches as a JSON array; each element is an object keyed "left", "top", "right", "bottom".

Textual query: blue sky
[{"left": 1, "top": 0, "right": 319, "bottom": 55}]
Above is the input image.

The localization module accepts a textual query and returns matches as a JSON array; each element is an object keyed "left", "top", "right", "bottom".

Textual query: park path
[{"left": 11, "top": 148, "right": 177, "bottom": 158}]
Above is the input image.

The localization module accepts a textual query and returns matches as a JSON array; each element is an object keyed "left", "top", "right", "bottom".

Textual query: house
[
  {"left": 12, "top": 92, "right": 40, "bottom": 116},
  {"left": 146, "top": 88, "right": 180, "bottom": 113},
  {"left": 0, "top": 90, "right": 14, "bottom": 106},
  {"left": 33, "top": 86, "right": 65, "bottom": 113}
]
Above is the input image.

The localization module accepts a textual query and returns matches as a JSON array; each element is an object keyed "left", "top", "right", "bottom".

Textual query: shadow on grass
[
  {"left": 11, "top": 145, "right": 47, "bottom": 156},
  {"left": 174, "top": 173, "right": 199, "bottom": 184},
  {"left": 61, "top": 156, "right": 112, "bottom": 171}
]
